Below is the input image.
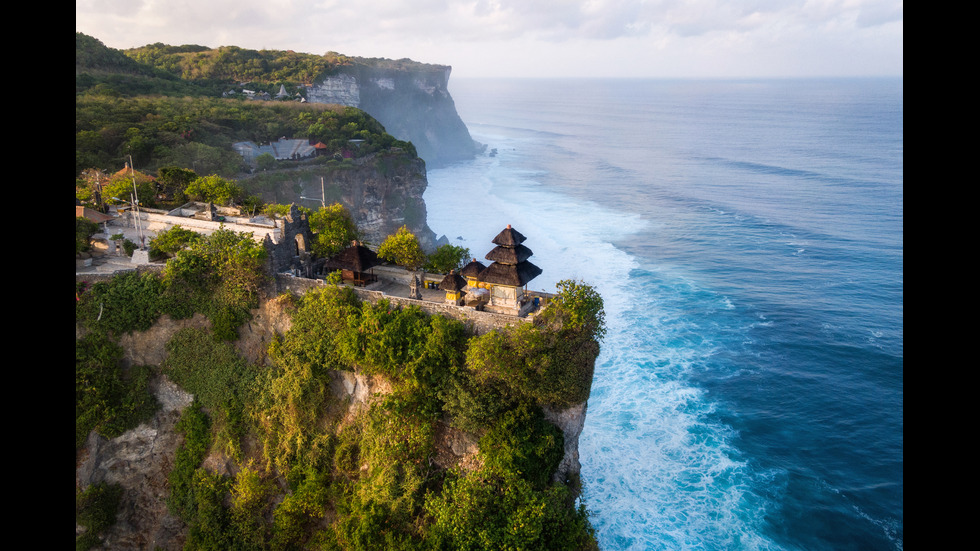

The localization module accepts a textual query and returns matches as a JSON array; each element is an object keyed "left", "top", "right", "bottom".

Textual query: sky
[{"left": 76, "top": 0, "right": 902, "bottom": 79}]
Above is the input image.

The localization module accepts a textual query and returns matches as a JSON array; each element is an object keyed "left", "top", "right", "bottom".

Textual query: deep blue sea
[{"left": 424, "top": 78, "right": 903, "bottom": 551}]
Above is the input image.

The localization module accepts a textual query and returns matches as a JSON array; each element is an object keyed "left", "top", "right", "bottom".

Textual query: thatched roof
[
  {"left": 76, "top": 205, "right": 114, "bottom": 224},
  {"left": 111, "top": 164, "right": 156, "bottom": 182},
  {"left": 324, "top": 241, "right": 379, "bottom": 273},
  {"left": 491, "top": 224, "right": 527, "bottom": 247},
  {"left": 439, "top": 271, "right": 467, "bottom": 292},
  {"left": 484, "top": 244, "right": 533, "bottom": 265},
  {"left": 460, "top": 258, "right": 486, "bottom": 278},
  {"left": 479, "top": 260, "right": 542, "bottom": 287}
]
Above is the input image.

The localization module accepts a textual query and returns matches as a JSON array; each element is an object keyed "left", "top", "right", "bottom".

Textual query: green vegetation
[
  {"left": 309, "top": 203, "right": 361, "bottom": 258},
  {"left": 162, "top": 328, "right": 262, "bottom": 460},
  {"left": 76, "top": 34, "right": 604, "bottom": 546},
  {"left": 377, "top": 225, "right": 426, "bottom": 270},
  {"left": 76, "top": 481, "right": 124, "bottom": 551},
  {"left": 100, "top": 168, "right": 158, "bottom": 206},
  {"left": 184, "top": 174, "right": 245, "bottom": 206},
  {"left": 75, "top": 270, "right": 167, "bottom": 337},
  {"left": 76, "top": 216, "right": 100, "bottom": 254},
  {"left": 161, "top": 227, "right": 268, "bottom": 340},
  {"left": 123, "top": 42, "right": 349, "bottom": 88},
  {"left": 463, "top": 280, "right": 603, "bottom": 410},
  {"left": 76, "top": 33, "right": 417, "bottom": 183},
  {"left": 166, "top": 403, "right": 214, "bottom": 523},
  {"left": 75, "top": 93, "right": 416, "bottom": 181},
  {"left": 148, "top": 225, "right": 202, "bottom": 259},
  {"left": 75, "top": 331, "right": 159, "bottom": 449},
  {"left": 157, "top": 165, "right": 199, "bottom": 204},
  {"left": 76, "top": 240, "right": 604, "bottom": 548},
  {"left": 75, "top": 227, "right": 267, "bottom": 341},
  {"left": 424, "top": 243, "right": 470, "bottom": 274}
]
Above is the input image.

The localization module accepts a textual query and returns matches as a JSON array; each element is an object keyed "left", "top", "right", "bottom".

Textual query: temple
[{"left": 469, "top": 224, "right": 543, "bottom": 316}]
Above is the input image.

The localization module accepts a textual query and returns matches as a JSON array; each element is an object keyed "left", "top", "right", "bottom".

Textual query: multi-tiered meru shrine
[{"left": 443, "top": 224, "right": 543, "bottom": 316}]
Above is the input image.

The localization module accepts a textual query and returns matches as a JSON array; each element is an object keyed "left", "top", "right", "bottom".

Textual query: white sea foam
[
  {"left": 579, "top": 282, "right": 779, "bottom": 550},
  {"left": 427, "top": 139, "right": 779, "bottom": 551}
]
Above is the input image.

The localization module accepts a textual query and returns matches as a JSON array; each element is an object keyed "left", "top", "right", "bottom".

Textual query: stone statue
[{"left": 409, "top": 272, "right": 422, "bottom": 300}]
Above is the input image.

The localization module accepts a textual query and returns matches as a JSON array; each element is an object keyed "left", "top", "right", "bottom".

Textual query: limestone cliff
[
  {"left": 241, "top": 151, "right": 442, "bottom": 251},
  {"left": 306, "top": 61, "right": 483, "bottom": 167}
]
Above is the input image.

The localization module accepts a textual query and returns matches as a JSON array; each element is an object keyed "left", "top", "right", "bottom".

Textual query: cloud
[{"left": 76, "top": 0, "right": 902, "bottom": 77}]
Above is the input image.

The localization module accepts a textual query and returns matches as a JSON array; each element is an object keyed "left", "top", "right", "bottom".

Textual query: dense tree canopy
[
  {"left": 75, "top": 95, "right": 415, "bottom": 178},
  {"left": 184, "top": 174, "right": 244, "bottom": 205}
]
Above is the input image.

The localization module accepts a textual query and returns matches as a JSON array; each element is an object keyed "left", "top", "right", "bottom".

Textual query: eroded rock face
[
  {"left": 306, "top": 73, "right": 360, "bottom": 106},
  {"left": 543, "top": 401, "right": 589, "bottom": 483},
  {"left": 116, "top": 314, "right": 209, "bottom": 368},
  {"left": 76, "top": 377, "right": 194, "bottom": 551},
  {"left": 255, "top": 152, "right": 440, "bottom": 251}
]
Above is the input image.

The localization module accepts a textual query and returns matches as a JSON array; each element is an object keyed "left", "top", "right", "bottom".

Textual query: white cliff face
[
  {"left": 306, "top": 74, "right": 360, "bottom": 106},
  {"left": 305, "top": 64, "right": 482, "bottom": 167},
  {"left": 371, "top": 77, "right": 395, "bottom": 90}
]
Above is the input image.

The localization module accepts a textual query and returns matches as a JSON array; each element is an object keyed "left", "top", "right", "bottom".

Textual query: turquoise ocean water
[{"left": 424, "top": 78, "right": 903, "bottom": 551}]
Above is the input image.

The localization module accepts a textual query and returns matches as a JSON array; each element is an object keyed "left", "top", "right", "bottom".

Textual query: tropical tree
[
  {"left": 76, "top": 217, "right": 100, "bottom": 254},
  {"left": 255, "top": 153, "right": 276, "bottom": 171},
  {"left": 102, "top": 172, "right": 157, "bottom": 208},
  {"left": 157, "top": 166, "right": 198, "bottom": 204},
  {"left": 377, "top": 226, "right": 425, "bottom": 270},
  {"left": 424, "top": 244, "right": 470, "bottom": 274},
  {"left": 149, "top": 225, "right": 201, "bottom": 258},
  {"left": 184, "top": 174, "right": 243, "bottom": 205},
  {"left": 308, "top": 203, "right": 360, "bottom": 258}
]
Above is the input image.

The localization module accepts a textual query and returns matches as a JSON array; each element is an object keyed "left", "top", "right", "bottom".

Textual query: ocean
[{"left": 423, "top": 78, "right": 903, "bottom": 551}]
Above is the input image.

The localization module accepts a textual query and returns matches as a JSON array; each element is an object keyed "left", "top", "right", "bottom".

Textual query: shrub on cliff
[
  {"left": 161, "top": 226, "right": 268, "bottom": 340},
  {"left": 162, "top": 327, "right": 260, "bottom": 460},
  {"left": 424, "top": 464, "right": 596, "bottom": 551},
  {"left": 76, "top": 482, "right": 124, "bottom": 551},
  {"left": 166, "top": 402, "right": 213, "bottom": 522},
  {"left": 75, "top": 270, "right": 165, "bottom": 336},
  {"left": 463, "top": 297, "right": 602, "bottom": 409},
  {"left": 479, "top": 403, "right": 564, "bottom": 490},
  {"left": 75, "top": 333, "right": 159, "bottom": 449}
]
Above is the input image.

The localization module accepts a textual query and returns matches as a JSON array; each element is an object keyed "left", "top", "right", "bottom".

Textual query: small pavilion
[
  {"left": 439, "top": 270, "right": 467, "bottom": 305},
  {"left": 324, "top": 240, "right": 380, "bottom": 286}
]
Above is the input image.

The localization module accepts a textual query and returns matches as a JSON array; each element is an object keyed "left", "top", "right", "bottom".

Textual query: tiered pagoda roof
[{"left": 479, "top": 225, "right": 542, "bottom": 287}]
